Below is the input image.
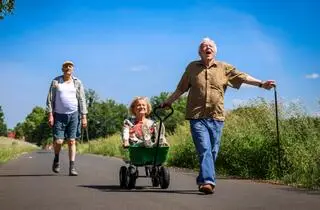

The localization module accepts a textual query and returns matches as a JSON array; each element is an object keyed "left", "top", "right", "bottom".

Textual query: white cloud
[
  {"left": 305, "top": 73, "right": 319, "bottom": 79},
  {"left": 207, "top": 8, "right": 284, "bottom": 76},
  {"left": 130, "top": 65, "right": 148, "bottom": 72}
]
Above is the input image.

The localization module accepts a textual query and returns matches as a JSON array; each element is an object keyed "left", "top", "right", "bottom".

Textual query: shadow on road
[
  {"left": 79, "top": 185, "right": 203, "bottom": 195},
  {"left": 0, "top": 174, "right": 57, "bottom": 177},
  {"left": 279, "top": 187, "right": 320, "bottom": 195}
]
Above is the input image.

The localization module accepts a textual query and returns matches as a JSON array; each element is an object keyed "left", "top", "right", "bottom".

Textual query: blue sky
[{"left": 0, "top": 0, "right": 319, "bottom": 128}]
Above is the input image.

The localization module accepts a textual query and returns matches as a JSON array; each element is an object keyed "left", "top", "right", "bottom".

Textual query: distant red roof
[{"left": 7, "top": 131, "right": 16, "bottom": 139}]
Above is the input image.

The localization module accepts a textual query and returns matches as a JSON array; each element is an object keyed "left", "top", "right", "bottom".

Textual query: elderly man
[
  {"left": 162, "top": 37, "right": 275, "bottom": 194},
  {"left": 46, "top": 61, "right": 88, "bottom": 176}
]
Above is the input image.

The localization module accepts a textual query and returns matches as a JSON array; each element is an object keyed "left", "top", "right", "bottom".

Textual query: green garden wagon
[{"left": 119, "top": 106, "right": 173, "bottom": 189}]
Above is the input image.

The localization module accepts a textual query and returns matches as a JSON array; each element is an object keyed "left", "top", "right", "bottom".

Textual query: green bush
[
  {"left": 280, "top": 115, "right": 320, "bottom": 188},
  {"left": 167, "top": 121, "right": 198, "bottom": 169}
]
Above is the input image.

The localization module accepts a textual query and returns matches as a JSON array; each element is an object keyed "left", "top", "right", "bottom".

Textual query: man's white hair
[{"left": 199, "top": 37, "right": 217, "bottom": 55}]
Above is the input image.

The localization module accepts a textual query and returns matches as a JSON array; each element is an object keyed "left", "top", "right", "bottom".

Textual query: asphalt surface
[{"left": 1, "top": 150, "right": 319, "bottom": 210}]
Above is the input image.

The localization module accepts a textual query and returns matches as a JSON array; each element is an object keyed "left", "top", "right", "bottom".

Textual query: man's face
[
  {"left": 62, "top": 64, "right": 74, "bottom": 75},
  {"left": 199, "top": 42, "right": 215, "bottom": 60}
]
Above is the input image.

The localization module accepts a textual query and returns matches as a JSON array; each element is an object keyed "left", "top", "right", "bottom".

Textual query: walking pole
[
  {"left": 85, "top": 126, "right": 90, "bottom": 152},
  {"left": 80, "top": 126, "right": 90, "bottom": 151},
  {"left": 81, "top": 127, "right": 84, "bottom": 144},
  {"left": 87, "top": 96, "right": 92, "bottom": 153},
  {"left": 273, "top": 85, "right": 282, "bottom": 177}
]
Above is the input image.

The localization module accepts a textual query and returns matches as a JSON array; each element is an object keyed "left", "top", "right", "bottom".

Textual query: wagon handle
[
  {"left": 153, "top": 106, "right": 174, "bottom": 122},
  {"left": 152, "top": 106, "right": 174, "bottom": 168}
]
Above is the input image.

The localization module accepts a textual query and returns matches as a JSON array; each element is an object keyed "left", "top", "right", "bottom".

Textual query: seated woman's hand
[
  {"left": 123, "top": 140, "right": 130, "bottom": 148},
  {"left": 161, "top": 141, "right": 170, "bottom": 147}
]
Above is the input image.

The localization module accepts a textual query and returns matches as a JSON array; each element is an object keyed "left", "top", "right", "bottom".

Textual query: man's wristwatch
[{"left": 259, "top": 81, "right": 264, "bottom": 88}]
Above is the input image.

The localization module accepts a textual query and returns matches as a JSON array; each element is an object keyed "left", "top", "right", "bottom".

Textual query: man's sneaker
[
  {"left": 199, "top": 184, "right": 215, "bottom": 194},
  {"left": 69, "top": 167, "right": 78, "bottom": 176},
  {"left": 52, "top": 161, "right": 60, "bottom": 173}
]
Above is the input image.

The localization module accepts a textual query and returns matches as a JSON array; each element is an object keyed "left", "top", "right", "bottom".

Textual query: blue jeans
[{"left": 190, "top": 119, "right": 224, "bottom": 186}]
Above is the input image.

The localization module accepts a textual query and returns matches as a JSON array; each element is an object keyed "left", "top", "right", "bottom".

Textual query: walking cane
[
  {"left": 273, "top": 85, "right": 282, "bottom": 177},
  {"left": 81, "top": 126, "right": 90, "bottom": 152}
]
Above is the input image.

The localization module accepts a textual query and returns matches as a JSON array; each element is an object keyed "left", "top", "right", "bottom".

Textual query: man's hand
[
  {"left": 159, "top": 101, "right": 172, "bottom": 109},
  {"left": 48, "top": 113, "right": 54, "bottom": 128},
  {"left": 81, "top": 115, "right": 87, "bottom": 128},
  {"left": 244, "top": 75, "right": 276, "bottom": 90},
  {"left": 261, "top": 80, "right": 276, "bottom": 90},
  {"left": 159, "top": 90, "right": 184, "bottom": 108}
]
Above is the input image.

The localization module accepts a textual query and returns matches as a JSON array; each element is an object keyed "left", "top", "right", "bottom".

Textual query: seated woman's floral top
[{"left": 122, "top": 117, "right": 168, "bottom": 147}]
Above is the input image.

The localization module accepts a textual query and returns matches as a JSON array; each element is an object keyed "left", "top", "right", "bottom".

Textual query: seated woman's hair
[{"left": 129, "top": 96, "right": 152, "bottom": 117}]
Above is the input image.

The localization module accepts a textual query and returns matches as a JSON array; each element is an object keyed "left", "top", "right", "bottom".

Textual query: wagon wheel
[
  {"left": 127, "top": 166, "right": 137, "bottom": 189},
  {"left": 159, "top": 166, "right": 170, "bottom": 189},
  {"left": 151, "top": 177, "right": 160, "bottom": 187},
  {"left": 119, "top": 166, "right": 128, "bottom": 188}
]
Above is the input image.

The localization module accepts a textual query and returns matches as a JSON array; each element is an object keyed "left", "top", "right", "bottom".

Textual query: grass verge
[{"left": 0, "top": 137, "right": 38, "bottom": 164}]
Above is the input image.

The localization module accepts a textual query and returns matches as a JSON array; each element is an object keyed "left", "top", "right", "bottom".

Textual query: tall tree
[
  {"left": 85, "top": 88, "right": 100, "bottom": 108},
  {"left": 87, "top": 99, "right": 128, "bottom": 139},
  {"left": 22, "top": 106, "right": 50, "bottom": 145},
  {"left": 14, "top": 122, "right": 25, "bottom": 139},
  {"left": 0, "top": 0, "right": 15, "bottom": 20},
  {"left": 0, "top": 105, "right": 7, "bottom": 136}
]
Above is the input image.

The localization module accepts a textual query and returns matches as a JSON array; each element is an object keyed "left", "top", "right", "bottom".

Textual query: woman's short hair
[{"left": 129, "top": 96, "right": 152, "bottom": 117}]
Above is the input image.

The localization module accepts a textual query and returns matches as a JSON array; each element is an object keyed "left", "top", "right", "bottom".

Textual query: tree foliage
[
  {"left": 16, "top": 106, "right": 51, "bottom": 146},
  {"left": 0, "top": 0, "right": 15, "bottom": 20},
  {"left": 0, "top": 105, "right": 8, "bottom": 136},
  {"left": 14, "top": 122, "right": 24, "bottom": 139},
  {"left": 85, "top": 88, "right": 99, "bottom": 108},
  {"left": 87, "top": 99, "right": 128, "bottom": 140}
]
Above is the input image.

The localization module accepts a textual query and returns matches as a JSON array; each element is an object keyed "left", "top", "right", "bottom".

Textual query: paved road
[{"left": 1, "top": 150, "right": 319, "bottom": 210}]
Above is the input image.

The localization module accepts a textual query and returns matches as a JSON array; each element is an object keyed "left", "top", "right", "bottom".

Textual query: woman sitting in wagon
[{"left": 122, "top": 96, "right": 169, "bottom": 148}]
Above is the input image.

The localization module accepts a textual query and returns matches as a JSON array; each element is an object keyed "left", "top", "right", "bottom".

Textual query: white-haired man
[{"left": 161, "top": 37, "right": 275, "bottom": 194}]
